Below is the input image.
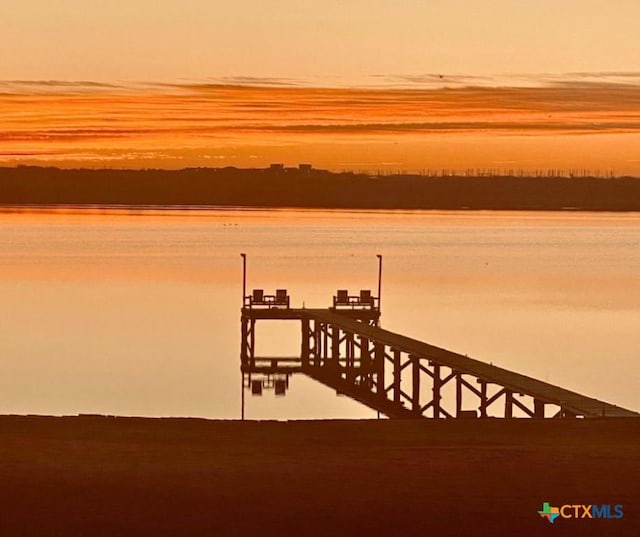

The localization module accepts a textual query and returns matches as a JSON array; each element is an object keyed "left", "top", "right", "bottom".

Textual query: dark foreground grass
[{"left": 0, "top": 416, "right": 638, "bottom": 536}]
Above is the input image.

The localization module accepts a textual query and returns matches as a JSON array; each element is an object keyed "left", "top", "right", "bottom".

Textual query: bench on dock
[
  {"left": 245, "top": 289, "right": 290, "bottom": 309},
  {"left": 332, "top": 289, "right": 377, "bottom": 310}
]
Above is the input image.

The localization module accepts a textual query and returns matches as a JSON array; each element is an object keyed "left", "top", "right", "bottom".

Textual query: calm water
[{"left": 1, "top": 208, "right": 639, "bottom": 419}]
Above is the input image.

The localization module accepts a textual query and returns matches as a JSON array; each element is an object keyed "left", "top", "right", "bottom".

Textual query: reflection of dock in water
[{"left": 239, "top": 255, "right": 639, "bottom": 420}]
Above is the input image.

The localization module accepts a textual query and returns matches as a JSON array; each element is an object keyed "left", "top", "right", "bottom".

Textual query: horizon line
[{"left": 2, "top": 163, "right": 637, "bottom": 179}]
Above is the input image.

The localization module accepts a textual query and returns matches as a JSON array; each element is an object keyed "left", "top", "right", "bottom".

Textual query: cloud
[
  {"left": 152, "top": 76, "right": 304, "bottom": 93},
  {"left": 2, "top": 79, "right": 640, "bottom": 166},
  {"left": 500, "top": 71, "right": 640, "bottom": 91},
  {"left": 5, "top": 80, "right": 119, "bottom": 87},
  {"left": 564, "top": 71, "right": 640, "bottom": 79},
  {"left": 365, "top": 71, "right": 640, "bottom": 91},
  {"left": 369, "top": 73, "right": 497, "bottom": 88},
  {"left": 0, "top": 80, "right": 124, "bottom": 94},
  {"left": 212, "top": 76, "right": 302, "bottom": 87},
  {"left": 254, "top": 120, "right": 640, "bottom": 135}
]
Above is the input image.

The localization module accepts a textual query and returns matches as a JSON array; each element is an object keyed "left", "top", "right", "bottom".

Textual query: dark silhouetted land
[
  {"left": 2, "top": 166, "right": 640, "bottom": 211},
  {"left": 1, "top": 416, "right": 638, "bottom": 536}
]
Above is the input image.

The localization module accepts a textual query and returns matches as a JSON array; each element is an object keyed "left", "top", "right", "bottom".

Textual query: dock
[{"left": 241, "top": 290, "right": 638, "bottom": 419}]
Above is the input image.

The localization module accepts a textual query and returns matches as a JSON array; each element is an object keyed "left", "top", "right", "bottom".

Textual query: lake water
[{"left": 1, "top": 208, "right": 639, "bottom": 419}]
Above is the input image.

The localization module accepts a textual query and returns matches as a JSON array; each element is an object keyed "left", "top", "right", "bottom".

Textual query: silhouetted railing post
[
  {"left": 412, "top": 355, "right": 420, "bottom": 414},
  {"left": 331, "top": 325, "right": 340, "bottom": 365},
  {"left": 301, "top": 318, "right": 310, "bottom": 367},
  {"left": 505, "top": 391, "right": 514, "bottom": 418},
  {"left": 376, "top": 254, "right": 382, "bottom": 325},
  {"left": 456, "top": 373, "right": 463, "bottom": 417},
  {"left": 479, "top": 380, "right": 488, "bottom": 418},
  {"left": 432, "top": 363, "right": 441, "bottom": 418},
  {"left": 393, "top": 350, "right": 401, "bottom": 404},
  {"left": 375, "top": 342, "right": 385, "bottom": 398},
  {"left": 241, "top": 317, "right": 249, "bottom": 364}
]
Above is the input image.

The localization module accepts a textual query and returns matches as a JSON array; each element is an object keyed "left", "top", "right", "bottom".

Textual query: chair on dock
[
  {"left": 336, "top": 289, "right": 349, "bottom": 306},
  {"left": 275, "top": 289, "right": 290, "bottom": 308},
  {"left": 359, "top": 289, "right": 372, "bottom": 306},
  {"left": 252, "top": 289, "right": 265, "bottom": 305},
  {"left": 246, "top": 288, "right": 290, "bottom": 309},
  {"left": 332, "top": 289, "right": 377, "bottom": 309}
]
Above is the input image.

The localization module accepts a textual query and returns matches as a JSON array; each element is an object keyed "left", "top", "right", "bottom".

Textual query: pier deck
[{"left": 241, "top": 307, "right": 638, "bottom": 419}]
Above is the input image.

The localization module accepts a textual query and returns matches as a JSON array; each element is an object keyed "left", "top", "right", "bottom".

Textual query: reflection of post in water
[{"left": 238, "top": 254, "right": 640, "bottom": 421}]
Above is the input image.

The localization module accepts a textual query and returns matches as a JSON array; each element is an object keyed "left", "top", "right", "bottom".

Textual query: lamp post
[
  {"left": 376, "top": 254, "right": 382, "bottom": 313},
  {"left": 240, "top": 253, "right": 247, "bottom": 419},
  {"left": 240, "top": 253, "right": 247, "bottom": 305}
]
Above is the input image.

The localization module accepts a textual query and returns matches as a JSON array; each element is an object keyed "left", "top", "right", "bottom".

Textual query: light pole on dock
[
  {"left": 240, "top": 253, "right": 247, "bottom": 420},
  {"left": 240, "top": 253, "right": 247, "bottom": 304},
  {"left": 377, "top": 254, "right": 383, "bottom": 315}
]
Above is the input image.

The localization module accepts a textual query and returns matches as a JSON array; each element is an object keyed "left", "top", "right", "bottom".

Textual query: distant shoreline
[
  {"left": 3, "top": 166, "right": 640, "bottom": 212},
  {"left": 2, "top": 203, "right": 640, "bottom": 215}
]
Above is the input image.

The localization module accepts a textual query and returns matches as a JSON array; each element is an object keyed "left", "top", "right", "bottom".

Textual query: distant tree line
[{"left": 1, "top": 166, "right": 639, "bottom": 211}]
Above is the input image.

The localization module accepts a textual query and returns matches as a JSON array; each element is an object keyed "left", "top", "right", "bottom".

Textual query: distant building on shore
[{"left": 268, "top": 163, "right": 314, "bottom": 174}]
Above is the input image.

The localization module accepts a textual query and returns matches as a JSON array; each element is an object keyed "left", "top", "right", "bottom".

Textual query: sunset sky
[{"left": 2, "top": 1, "right": 640, "bottom": 173}]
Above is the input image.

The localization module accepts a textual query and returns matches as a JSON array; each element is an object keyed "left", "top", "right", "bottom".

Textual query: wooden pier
[{"left": 239, "top": 261, "right": 638, "bottom": 419}]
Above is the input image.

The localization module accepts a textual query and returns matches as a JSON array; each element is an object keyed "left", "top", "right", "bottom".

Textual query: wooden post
[
  {"left": 505, "top": 390, "right": 514, "bottom": 418},
  {"left": 322, "top": 322, "right": 328, "bottom": 365},
  {"left": 375, "top": 343, "right": 385, "bottom": 398},
  {"left": 240, "top": 253, "right": 246, "bottom": 305},
  {"left": 301, "top": 318, "right": 310, "bottom": 367},
  {"left": 240, "top": 316, "right": 249, "bottom": 365},
  {"left": 412, "top": 355, "right": 420, "bottom": 414},
  {"left": 249, "top": 319, "right": 256, "bottom": 367},
  {"left": 241, "top": 373, "right": 245, "bottom": 420},
  {"left": 346, "top": 332, "right": 354, "bottom": 378},
  {"left": 433, "top": 363, "right": 441, "bottom": 418},
  {"left": 376, "top": 254, "right": 382, "bottom": 324},
  {"left": 479, "top": 380, "right": 488, "bottom": 418},
  {"left": 393, "top": 350, "right": 401, "bottom": 404},
  {"left": 360, "top": 336, "right": 370, "bottom": 370},
  {"left": 313, "top": 320, "right": 321, "bottom": 366},
  {"left": 331, "top": 324, "right": 340, "bottom": 365}
]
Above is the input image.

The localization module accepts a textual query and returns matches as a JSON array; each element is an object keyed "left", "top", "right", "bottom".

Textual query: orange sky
[
  {"left": 2, "top": 1, "right": 640, "bottom": 173},
  {"left": 2, "top": 80, "right": 640, "bottom": 174}
]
